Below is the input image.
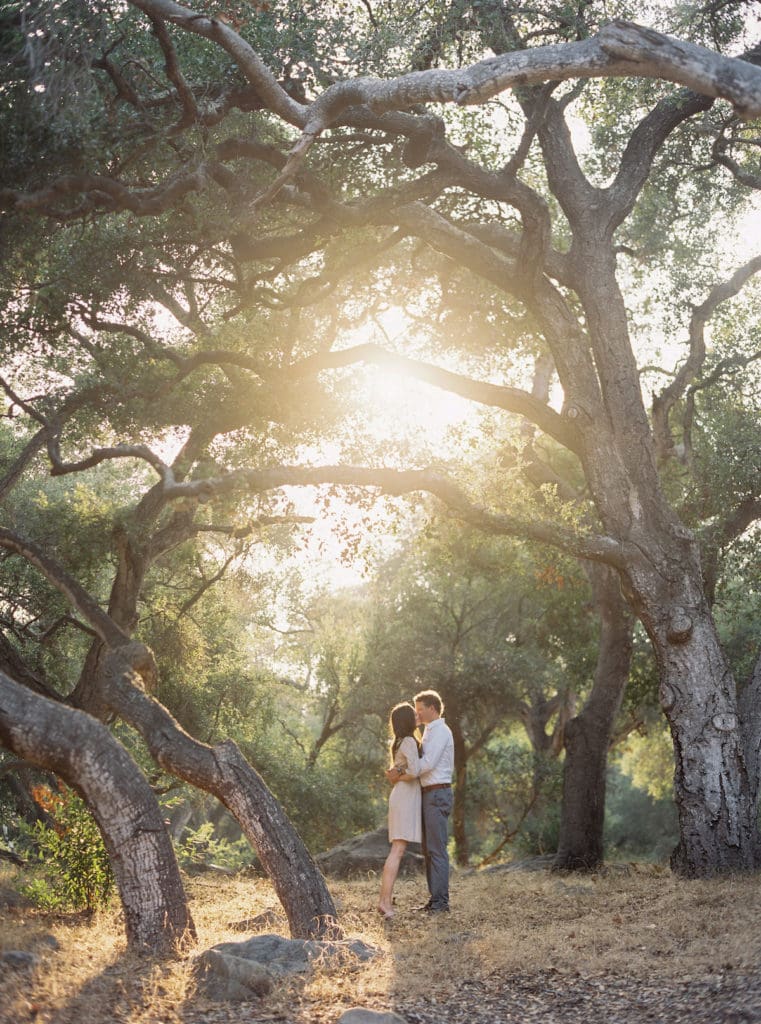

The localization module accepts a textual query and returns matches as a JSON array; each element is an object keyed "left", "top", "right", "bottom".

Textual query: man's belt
[{"left": 421, "top": 783, "right": 451, "bottom": 793}]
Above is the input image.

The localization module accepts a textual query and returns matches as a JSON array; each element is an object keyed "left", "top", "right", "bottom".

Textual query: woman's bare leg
[{"left": 378, "top": 839, "right": 407, "bottom": 917}]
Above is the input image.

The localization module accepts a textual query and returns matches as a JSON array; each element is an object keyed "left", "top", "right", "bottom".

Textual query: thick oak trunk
[
  {"left": 555, "top": 565, "right": 633, "bottom": 870},
  {"left": 657, "top": 614, "right": 760, "bottom": 875},
  {"left": 102, "top": 653, "right": 339, "bottom": 938},
  {"left": 0, "top": 671, "right": 194, "bottom": 951},
  {"left": 623, "top": 538, "right": 761, "bottom": 876}
]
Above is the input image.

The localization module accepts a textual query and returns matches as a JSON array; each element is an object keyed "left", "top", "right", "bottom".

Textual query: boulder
[
  {"left": 194, "top": 949, "right": 273, "bottom": 1002},
  {"left": 193, "top": 933, "right": 380, "bottom": 1002},
  {"left": 316, "top": 827, "right": 423, "bottom": 879},
  {"left": 478, "top": 854, "right": 557, "bottom": 874}
]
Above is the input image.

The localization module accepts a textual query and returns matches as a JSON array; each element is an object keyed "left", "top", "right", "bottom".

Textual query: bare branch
[
  {"left": 47, "top": 440, "right": 172, "bottom": 481},
  {"left": 653, "top": 254, "right": 761, "bottom": 461},
  {"left": 149, "top": 14, "right": 199, "bottom": 130}
]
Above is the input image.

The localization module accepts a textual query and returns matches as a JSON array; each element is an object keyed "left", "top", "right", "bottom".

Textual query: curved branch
[
  {"left": 0, "top": 528, "right": 127, "bottom": 649},
  {"left": 225, "top": 17, "right": 761, "bottom": 202},
  {"left": 653, "top": 253, "right": 761, "bottom": 460},
  {"left": 149, "top": 13, "right": 199, "bottom": 130},
  {"left": 286, "top": 343, "right": 582, "bottom": 454},
  {"left": 155, "top": 463, "right": 628, "bottom": 567},
  {"left": 101, "top": 650, "right": 339, "bottom": 938},
  {"left": 47, "top": 441, "right": 172, "bottom": 481},
  {"left": 128, "top": 0, "right": 305, "bottom": 126}
]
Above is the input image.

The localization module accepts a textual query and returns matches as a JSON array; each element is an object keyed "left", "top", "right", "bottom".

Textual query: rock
[
  {"left": 1, "top": 950, "right": 39, "bottom": 970},
  {"left": 194, "top": 933, "right": 380, "bottom": 1002},
  {"left": 194, "top": 949, "right": 274, "bottom": 1002},
  {"left": 316, "top": 827, "right": 423, "bottom": 879},
  {"left": 338, "top": 1010, "right": 408, "bottom": 1024}
]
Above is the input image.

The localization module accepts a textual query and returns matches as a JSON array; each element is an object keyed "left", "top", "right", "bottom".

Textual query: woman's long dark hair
[{"left": 389, "top": 701, "right": 422, "bottom": 761}]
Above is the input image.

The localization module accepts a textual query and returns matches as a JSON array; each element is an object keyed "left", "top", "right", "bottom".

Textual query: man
[{"left": 385, "top": 688, "right": 454, "bottom": 912}]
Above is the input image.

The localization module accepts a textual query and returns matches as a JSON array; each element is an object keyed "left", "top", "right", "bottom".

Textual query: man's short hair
[{"left": 414, "top": 689, "right": 443, "bottom": 715}]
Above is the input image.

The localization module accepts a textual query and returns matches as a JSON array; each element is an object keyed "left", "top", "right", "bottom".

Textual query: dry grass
[{"left": 2, "top": 861, "right": 761, "bottom": 1023}]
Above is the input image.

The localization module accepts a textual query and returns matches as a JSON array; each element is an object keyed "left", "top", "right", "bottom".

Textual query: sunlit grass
[{"left": 1, "top": 863, "right": 760, "bottom": 1023}]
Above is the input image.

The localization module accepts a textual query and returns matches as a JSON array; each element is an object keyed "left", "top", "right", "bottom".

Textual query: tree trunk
[
  {"left": 620, "top": 533, "right": 761, "bottom": 875},
  {"left": 0, "top": 671, "right": 194, "bottom": 952},
  {"left": 568, "top": 235, "right": 761, "bottom": 876},
  {"left": 555, "top": 565, "right": 633, "bottom": 870},
  {"left": 656, "top": 613, "right": 760, "bottom": 875},
  {"left": 101, "top": 652, "right": 339, "bottom": 938}
]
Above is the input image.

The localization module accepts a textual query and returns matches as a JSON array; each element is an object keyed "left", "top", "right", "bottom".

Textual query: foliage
[
  {"left": 617, "top": 726, "right": 675, "bottom": 802},
  {"left": 473, "top": 732, "right": 565, "bottom": 859},
  {"left": 18, "top": 782, "right": 114, "bottom": 912},
  {"left": 173, "top": 821, "right": 253, "bottom": 873},
  {"left": 605, "top": 763, "right": 678, "bottom": 863}
]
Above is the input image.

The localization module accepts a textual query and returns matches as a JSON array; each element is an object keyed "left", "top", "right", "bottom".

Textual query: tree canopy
[{"left": 1, "top": 0, "right": 761, "bottom": 949}]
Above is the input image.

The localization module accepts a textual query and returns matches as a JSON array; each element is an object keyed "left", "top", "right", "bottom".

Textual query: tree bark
[
  {"left": 0, "top": 671, "right": 194, "bottom": 951},
  {"left": 101, "top": 651, "right": 339, "bottom": 938},
  {"left": 632, "top": 570, "right": 761, "bottom": 875},
  {"left": 555, "top": 565, "right": 633, "bottom": 870},
  {"left": 564, "top": 226, "right": 761, "bottom": 876}
]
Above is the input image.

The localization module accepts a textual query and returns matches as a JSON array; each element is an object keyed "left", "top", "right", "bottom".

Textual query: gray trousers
[{"left": 421, "top": 787, "right": 453, "bottom": 908}]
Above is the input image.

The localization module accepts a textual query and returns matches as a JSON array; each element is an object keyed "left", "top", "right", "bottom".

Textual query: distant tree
[{"left": 364, "top": 515, "right": 592, "bottom": 863}]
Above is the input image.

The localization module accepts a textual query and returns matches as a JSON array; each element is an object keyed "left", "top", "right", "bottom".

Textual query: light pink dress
[{"left": 388, "top": 735, "right": 422, "bottom": 843}]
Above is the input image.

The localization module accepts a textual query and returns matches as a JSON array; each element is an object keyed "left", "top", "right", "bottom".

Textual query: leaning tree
[{"left": 1, "top": 4, "right": 761, "bottom": 959}]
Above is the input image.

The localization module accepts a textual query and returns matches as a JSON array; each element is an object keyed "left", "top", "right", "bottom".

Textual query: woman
[{"left": 378, "top": 701, "right": 422, "bottom": 919}]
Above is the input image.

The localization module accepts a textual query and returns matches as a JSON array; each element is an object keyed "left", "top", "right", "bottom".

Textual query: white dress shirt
[{"left": 408, "top": 717, "right": 454, "bottom": 787}]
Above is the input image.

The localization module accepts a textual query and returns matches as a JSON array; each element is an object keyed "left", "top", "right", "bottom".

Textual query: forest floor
[{"left": 1, "top": 860, "right": 761, "bottom": 1024}]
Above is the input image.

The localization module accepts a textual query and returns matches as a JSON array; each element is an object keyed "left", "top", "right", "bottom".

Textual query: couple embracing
[{"left": 377, "top": 689, "right": 454, "bottom": 920}]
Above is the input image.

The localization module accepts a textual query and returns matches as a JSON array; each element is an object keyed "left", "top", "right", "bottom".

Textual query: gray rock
[
  {"left": 338, "top": 1011, "right": 408, "bottom": 1024},
  {"left": 316, "top": 827, "right": 423, "bottom": 879},
  {"left": 194, "top": 949, "right": 273, "bottom": 1002},
  {"left": 194, "top": 932, "right": 381, "bottom": 1002},
  {"left": 1, "top": 950, "right": 39, "bottom": 970},
  {"left": 211, "top": 933, "right": 379, "bottom": 974}
]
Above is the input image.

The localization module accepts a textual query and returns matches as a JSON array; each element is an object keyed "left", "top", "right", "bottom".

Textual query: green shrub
[
  {"left": 20, "top": 783, "right": 114, "bottom": 912},
  {"left": 174, "top": 821, "right": 253, "bottom": 873}
]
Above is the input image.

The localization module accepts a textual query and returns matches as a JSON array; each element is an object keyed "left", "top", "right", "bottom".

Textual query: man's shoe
[
  {"left": 413, "top": 900, "right": 434, "bottom": 912},
  {"left": 429, "top": 905, "right": 450, "bottom": 913}
]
